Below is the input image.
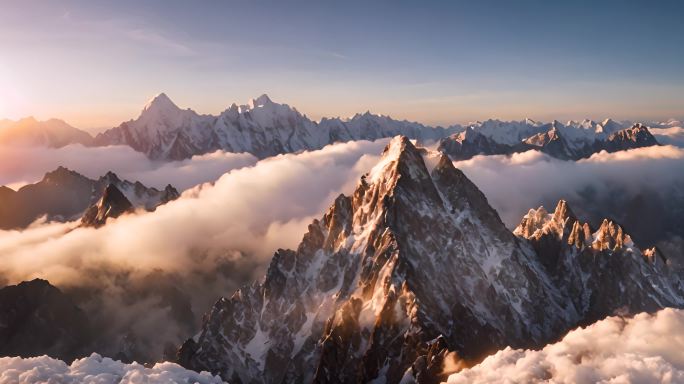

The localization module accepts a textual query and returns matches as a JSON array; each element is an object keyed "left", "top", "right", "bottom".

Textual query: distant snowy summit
[
  {"left": 438, "top": 119, "right": 660, "bottom": 161},
  {"left": 93, "top": 93, "right": 454, "bottom": 160},
  {"left": 2, "top": 93, "right": 678, "bottom": 160}
]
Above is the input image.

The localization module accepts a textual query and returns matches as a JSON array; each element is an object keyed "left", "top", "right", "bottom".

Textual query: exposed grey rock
[{"left": 0, "top": 279, "right": 93, "bottom": 362}]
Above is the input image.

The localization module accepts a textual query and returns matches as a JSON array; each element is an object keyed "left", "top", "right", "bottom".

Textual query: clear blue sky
[{"left": 1, "top": 0, "right": 682, "bottom": 130}]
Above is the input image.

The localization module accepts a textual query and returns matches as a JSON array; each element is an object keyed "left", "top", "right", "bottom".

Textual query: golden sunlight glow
[{"left": 0, "top": 63, "right": 25, "bottom": 120}]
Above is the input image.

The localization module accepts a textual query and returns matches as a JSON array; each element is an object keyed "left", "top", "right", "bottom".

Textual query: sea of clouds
[
  {"left": 0, "top": 138, "right": 683, "bottom": 363},
  {"left": 455, "top": 144, "right": 684, "bottom": 227},
  {"left": 446, "top": 308, "right": 684, "bottom": 383},
  {"left": 0, "top": 353, "right": 223, "bottom": 384}
]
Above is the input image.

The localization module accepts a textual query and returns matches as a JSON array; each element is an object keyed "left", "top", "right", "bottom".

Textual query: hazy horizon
[{"left": 2, "top": 0, "right": 683, "bottom": 131}]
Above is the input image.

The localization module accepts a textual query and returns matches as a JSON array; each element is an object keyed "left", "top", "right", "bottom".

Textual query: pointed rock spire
[
  {"left": 552, "top": 199, "right": 577, "bottom": 225},
  {"left": 592, "top": 219, "right": 631, "bottom": 251},
  {"left": 81, "top": 184, "right": 133, "bottom": 228}
]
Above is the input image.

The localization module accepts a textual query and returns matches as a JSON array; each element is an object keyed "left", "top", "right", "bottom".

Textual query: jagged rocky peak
[
  {"left": 513, "top": 200, "right": 577, "bottom": 240},
  {"left": 515, "top": 199, "right": 684, "bottom": 325},
  {"left": 100, "top": 170, "right": 122, "bottom": 184},
  {"left": 608, "top": 123, "right": 659, "bottom": 145},
  {"left": 162, "top": 184, "right": 181, "bottom": 203},
  {"left": 248, "top": 93, "right": 274, "bottom": 108},
  {"left": 179, "top": 135, "right": 578, "bottom": 383},
  {"left": 515, "top": 200, "right": 638, "bottom": 253},
  {"left": 42, "top": 166, "right": 86, "bottom": 185},
  {"left": 592, "top": 218, "right": 632, "bottom": 251},
  {"left": 81, "top": 184, "right": 134, "bottom": 228},
  {"left": 0, "top": 278, "right": 92, "bottom": 362}
]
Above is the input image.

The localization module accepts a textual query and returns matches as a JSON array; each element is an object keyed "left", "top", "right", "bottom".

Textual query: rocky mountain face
[
  {"left": 0, "top": 117, "right": 93, "bottom": 147},
  {"left": 0, "top": 167, "right": 179, "bottom": 229},
  {"left": 178, "top": 137, "right": 684, "bottom": 384},
  {"left": 0, "top": 279, "right": 93, "bottom": 362},
  {"left": 81, "top": 184, "right": 134, "bottom": 227},
  {"left": 438, "top": 119, "right": 660, "bottom": 161},
  {"left": 514, "top": 200, "right": 684, "bottom": 326},
  {"left": 94, "top": 93, "right": 457, "bottom": 160}
]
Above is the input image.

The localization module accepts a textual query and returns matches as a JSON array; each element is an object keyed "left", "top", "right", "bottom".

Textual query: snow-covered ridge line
[
  {"left": 91, "top": 92, "right": 683, "bottom": 160},
  {"left": 93, "top": 93, "right": 455, "bottom": 160},
  {"left": 3, "top": 93, "right": 680, "bottom": 160},
  {"left": 439, "top": 119, "right": 663, "bottom": 161}
]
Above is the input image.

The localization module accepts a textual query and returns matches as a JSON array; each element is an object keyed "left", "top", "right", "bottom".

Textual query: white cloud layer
[
  {"left": 0, "top": 353, "right": 224, "bottom": 384},
  {"left": 446, "top": 308, "right": 684, "bottom": 384},
  {"left": 454, "top": 145, "right": 684, "bottom": 228},
  {"left": 0, "top": 144, "right": 258, "bottom": 190},
  {"left": 652, "top": 126, "right": 684, "bottom": 148}
]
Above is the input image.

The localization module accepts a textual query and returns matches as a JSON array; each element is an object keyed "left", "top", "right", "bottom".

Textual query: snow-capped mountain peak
[
  {"left": 142, "top": 92, "right": 180, "bottom": 114},
  {"left": 248, "top": 93, "right": 274, "bottom": 109}
]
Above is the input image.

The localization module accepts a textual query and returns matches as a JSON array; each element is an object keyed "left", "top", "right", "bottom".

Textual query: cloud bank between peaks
[{"left": 447, "top": 308, "right": 684, "bottom": 383}]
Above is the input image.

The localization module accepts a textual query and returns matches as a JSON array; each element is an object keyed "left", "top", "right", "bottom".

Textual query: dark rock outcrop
[
  {"left": 0, "top": 279, "right": 93, "bottom": 362},
  {"left": 0, "top": 167, "right": 179, "bottom": 229},
  {"left": 81, "top": 184, "right": 134, "bottom": 227}
]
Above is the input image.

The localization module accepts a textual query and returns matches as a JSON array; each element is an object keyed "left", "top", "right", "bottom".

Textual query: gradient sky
[{"left": 1, "top": 0, "right": 683, "bottom": 131}]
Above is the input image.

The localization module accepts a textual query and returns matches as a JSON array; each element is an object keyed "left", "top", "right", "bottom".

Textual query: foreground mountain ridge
[{"left": 177, "top": 136, "right": 684, "bottom": 383}]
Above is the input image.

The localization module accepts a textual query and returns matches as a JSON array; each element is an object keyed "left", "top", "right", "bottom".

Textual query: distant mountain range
[
  {"left": 0, "top": 167, "right": 178, "bottom": 229},
  {"left": 438, "top": 120, "right": 660, "bottom": 161},
  {"left": 2, "top": 94, "right": 680, "bottom": 161},
  {"left": 92, "top": 93, "right": 455, "bottom": 160}
]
